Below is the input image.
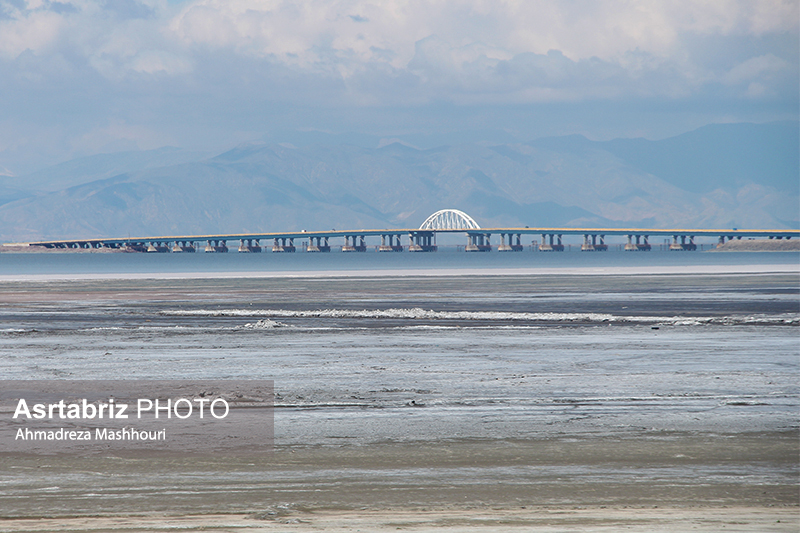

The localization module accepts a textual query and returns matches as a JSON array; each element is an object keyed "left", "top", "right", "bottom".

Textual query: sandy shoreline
[
  {"left": 2, "top": 434, "right": 797, "bottom": 517},
  {"left": 0, "top": 262, "right": 798, "bottom": 282},
  {"left": 0, "top": 507, "right": 797, "bottom": 532}
]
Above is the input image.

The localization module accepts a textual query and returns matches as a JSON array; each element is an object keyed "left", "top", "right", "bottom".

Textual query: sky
[{"left": 0, "top": 0, "right": 798, "bottom": 175}]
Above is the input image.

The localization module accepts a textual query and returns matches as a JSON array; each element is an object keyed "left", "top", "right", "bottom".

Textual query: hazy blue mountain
[
  {"left": 600, "top": 121, "right": 799, "bottom": 194},
  {"left": 528, "top": 121, "right": 799, "bottom": 194},
  {"left": 0, "top": 122, "right": 796, "bottom": 242},
  {"left": 5, "top": 147, "right": 212, "bottom": 193},
  {"left": 0, "top": 185, "right": 31, "bottom": 207}
]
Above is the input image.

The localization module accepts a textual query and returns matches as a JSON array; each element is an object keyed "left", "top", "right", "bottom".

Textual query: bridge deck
[{"left": 19, "top": 226, "right": 799, "bottom": 248}]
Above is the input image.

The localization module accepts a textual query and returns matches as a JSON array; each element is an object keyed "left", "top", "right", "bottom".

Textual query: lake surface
[{"left": 0, "top": 247, "right": 798, "bottom": 277}]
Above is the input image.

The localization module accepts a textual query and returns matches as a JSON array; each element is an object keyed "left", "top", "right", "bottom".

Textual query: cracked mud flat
[{"left": 0, "top": 271, "right": 797, "bottom": 531}]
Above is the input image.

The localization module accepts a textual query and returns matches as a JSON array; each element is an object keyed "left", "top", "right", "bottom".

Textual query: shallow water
[{"left": 0, "top": 247, "right": 798, "bottom": 277}]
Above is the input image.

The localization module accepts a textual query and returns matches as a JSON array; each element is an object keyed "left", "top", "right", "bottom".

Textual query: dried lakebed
[{"left": 0, "top": 273, "right": 797, "bottom": 525}]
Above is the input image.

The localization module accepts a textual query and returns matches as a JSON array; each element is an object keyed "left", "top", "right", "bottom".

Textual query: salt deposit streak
[
  {"left": 241, "top": 319, "right": 287, "bottom": 329},
  {"left": 160, "top": 308, "right": 800, "bottom": 325}
]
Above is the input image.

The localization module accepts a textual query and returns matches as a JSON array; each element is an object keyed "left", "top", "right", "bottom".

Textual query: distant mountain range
[{"left": 1, "top": 121, "right": 797, "bottom": 242}]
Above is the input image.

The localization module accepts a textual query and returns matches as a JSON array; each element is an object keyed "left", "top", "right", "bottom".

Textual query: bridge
[{"left": 22, "top": 209, "right": 799, "bottom": 253}]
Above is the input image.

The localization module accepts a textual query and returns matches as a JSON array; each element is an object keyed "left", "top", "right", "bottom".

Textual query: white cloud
[
  {"left": 129, "top": 49, "right": 192, "bottom": 74},
  {"left": 0, "top": 7, "right": 65, "bottom": 59},
  {"left": 0, "top": 0, "right": 796, "bottom": 173},
  {"left": 724, "top": 54, "right": 790, "bottom": 85},
  {"left": 745, "top": 81, "right": 768, "bottom": 98},
  {"left": 167, "top": 0, "right": 798, "bottom": 66},
  {"left": 1, "top": 0, "right": 796, "bottom": 89},
  {"left": 160, "top": 0, "right": 800, "bottom": 104}
]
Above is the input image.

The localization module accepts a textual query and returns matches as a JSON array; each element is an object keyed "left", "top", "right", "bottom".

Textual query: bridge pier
[
  {"left": 670, "top": 235, "right": 696, "bottom": 251},
  {"left": 272, "top": 237, "right": 296, "bottom": 252},
  {"left": 238, "top": 239, "right": 262, "bottom": 252},
  {"left": 147, "top": 241, "right": 170, "bottom": 253},
  {"left": 408, "top": 231, "right": 436, "bottom": 252},
  {"left": 172, "top": 240, "right": 196, "bottom": 253},
  {"left": 306, "top": 236, "right": 330, "bottom": 252},
  {"left": 539, "top": 234, "right": 564, "bottom": 252},
  {"left": 466, "top": 233, "right": 491, "bottom": 252},
  {"left": 379, "top": 234, "right": 403, "bottom": 252},
  {"left": 342, "top": 235, "right": 354, "bottom": 252},
  {"left": 497, "top": 233, "right": 523, "bottom": 252},
  {"left": 342, "top": 235, "right": 366, "bottom": 252},
  {"left": 205, "top": 240, "right": 228, "bottom": 252},
  {"left": 581, "top": 234, "right": 607, "bottom": 251},
  {"left": 498, "top": 233, "right": 511, "bottom": 252},
  {"left": 625, "top": 235, "right": 651, "bottom": 251}
]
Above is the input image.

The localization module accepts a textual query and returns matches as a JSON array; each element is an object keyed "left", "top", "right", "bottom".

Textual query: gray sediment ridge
[{"left": 710, "top": 239, "right": 800, "bottom": 252}]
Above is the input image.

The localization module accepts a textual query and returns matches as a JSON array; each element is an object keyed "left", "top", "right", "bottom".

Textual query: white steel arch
[{"left": 419, "top": 209, "right": 481, "bottom": 230}]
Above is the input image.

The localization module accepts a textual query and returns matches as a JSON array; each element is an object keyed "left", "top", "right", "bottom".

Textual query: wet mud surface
[{"left": 0, "top": 273, "right": 797, "bottom": 522}]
